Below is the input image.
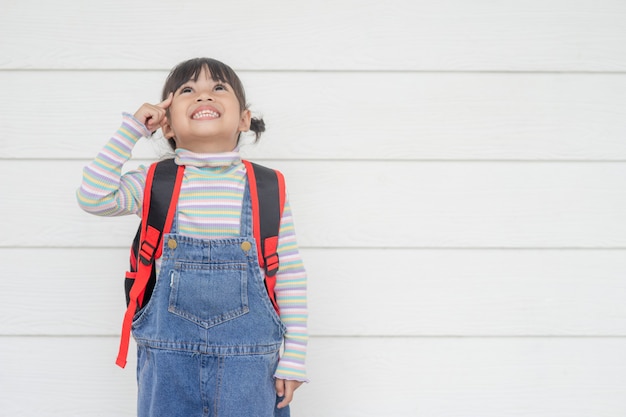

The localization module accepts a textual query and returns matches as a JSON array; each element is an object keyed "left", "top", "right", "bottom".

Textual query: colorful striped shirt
[{"left": 77, "top": 113, "right": 308, "bottom": 381}]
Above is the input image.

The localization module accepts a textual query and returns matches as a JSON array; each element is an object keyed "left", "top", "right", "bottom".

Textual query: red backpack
[{"left": 116, "top": 158, "right": 285, "bottom": 368}]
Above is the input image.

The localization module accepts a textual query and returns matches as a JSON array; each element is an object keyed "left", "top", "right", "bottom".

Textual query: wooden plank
[
  {"left": 0, "top": 337, "right": 137, "bottom": 417},
  {"left": 1, "top": 248, "right": 626, "bottom": 336},
  {"left": 2, "top": 336, "right": 626, "bottom": 417},
  {"left": 3, "top": 71, "right": 626, "bottom": 161},
  {"left": 2, "top": 160, "right": 626, "bottom": 248},
  {"left": 1, "top": 0, "right": 626, "bottom": 71}
]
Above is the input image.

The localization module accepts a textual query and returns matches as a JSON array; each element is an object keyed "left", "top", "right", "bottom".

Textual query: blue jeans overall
[{"left": 131, "top": 184, "right": 290, "bottom": 417}]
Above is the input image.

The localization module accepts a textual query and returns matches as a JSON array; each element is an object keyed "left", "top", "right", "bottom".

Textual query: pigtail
[{"left": 249, "top": 116, "right": 266, "bottom": 142}]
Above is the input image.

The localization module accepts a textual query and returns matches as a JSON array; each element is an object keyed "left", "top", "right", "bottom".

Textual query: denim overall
[{"left": 131, "top": 183, "right": 290, "bottom": 417}]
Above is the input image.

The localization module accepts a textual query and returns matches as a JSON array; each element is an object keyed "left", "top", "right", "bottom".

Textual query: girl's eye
[
  {"left": 180, "top": 86, "right": 193, "bottom": 93},
  {"left": 214, "top": 84, "right": 226, "bottom": 91}
]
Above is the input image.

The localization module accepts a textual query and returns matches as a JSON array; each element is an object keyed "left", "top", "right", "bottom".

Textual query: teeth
[{"left": 192, "top": 110, "right": 219, "bottom": 119}]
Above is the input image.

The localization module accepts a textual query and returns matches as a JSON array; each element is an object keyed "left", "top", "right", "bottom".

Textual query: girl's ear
[
  {"left": 238, "top": 109, "right": 252, "bottom": 132},
  {"left": 161, "top": 117, "right": 175, "bottom": 139}
]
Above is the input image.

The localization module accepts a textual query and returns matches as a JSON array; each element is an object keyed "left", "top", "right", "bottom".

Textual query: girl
[{"left": 77, "top": 58, "right": 308, "bottom": 417}]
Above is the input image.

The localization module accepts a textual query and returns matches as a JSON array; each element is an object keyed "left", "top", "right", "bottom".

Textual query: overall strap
[
  {"left": 117, "top": 159, "right": 184, "bottom": 368},
  {"left": 242, "top": 160, "right": 286, "bottom": 314}
]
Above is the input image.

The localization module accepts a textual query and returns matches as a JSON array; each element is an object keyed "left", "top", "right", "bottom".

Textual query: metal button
[
  {"left": 240, "top": 241, "right": 252, "bottom": 252},
  {"left": 168, "top": 239, "right": 177, "bottom": 249}
]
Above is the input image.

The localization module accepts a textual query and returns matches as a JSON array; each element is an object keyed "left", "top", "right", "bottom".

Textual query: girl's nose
[{"left": 196, "top": 92, "right": 214, "bottom": 102}]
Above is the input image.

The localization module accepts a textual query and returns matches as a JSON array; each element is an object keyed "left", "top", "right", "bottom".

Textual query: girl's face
[{"left": 162, "top": 67, "right": 251, "bottom": 153}]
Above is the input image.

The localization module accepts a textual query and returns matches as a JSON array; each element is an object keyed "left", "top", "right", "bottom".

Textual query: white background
[{"left": 2, "top": 0, "right": 626, "bottom": 416}]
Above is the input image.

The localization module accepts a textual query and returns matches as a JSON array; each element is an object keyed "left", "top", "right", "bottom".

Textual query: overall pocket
[{"left": 168, "top": 262, "right": 249, "bottom": 328}]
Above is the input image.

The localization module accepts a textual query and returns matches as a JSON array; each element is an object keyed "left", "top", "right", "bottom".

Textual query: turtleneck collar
[{"left": 174, "top": 147, "right": 242, "bottom": 168}]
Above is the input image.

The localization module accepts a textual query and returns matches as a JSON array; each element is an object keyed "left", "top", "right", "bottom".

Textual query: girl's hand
[
  {"left": 133, "top": 93, "right": 173, "bottom": 133},
  {"left": 275, "top": 378, "right": 304, "bottom": 409}
]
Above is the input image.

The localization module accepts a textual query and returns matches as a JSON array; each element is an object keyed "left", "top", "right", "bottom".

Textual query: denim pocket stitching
[{"left": 168, "top": 262, "right": 249, "bottom": 328}]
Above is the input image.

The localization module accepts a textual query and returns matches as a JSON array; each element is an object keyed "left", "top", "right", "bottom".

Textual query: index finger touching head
[{"left": 158, "top": 92, "right": 173, "bottom": 109}]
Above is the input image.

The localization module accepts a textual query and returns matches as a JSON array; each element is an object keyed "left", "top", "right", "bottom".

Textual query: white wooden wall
[{"left": 2, "top": 0, "right": 626, "bottom": 415}]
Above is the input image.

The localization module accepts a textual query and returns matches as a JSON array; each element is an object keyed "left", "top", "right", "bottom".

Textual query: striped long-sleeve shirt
[{"left": 77, "top": 113, "right": 308, "bottom": 381}]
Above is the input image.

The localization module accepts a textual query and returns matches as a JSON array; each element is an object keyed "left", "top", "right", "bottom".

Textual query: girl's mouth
[{"left": 191, "top": 106, "right": 220, "bottom": 120}]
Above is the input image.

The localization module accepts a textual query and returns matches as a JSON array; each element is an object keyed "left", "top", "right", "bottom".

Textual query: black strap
[
  {"left": 249, "top": 162, "right": 281, "bottom": 255},
  {"left": 146, "top": 159, "right": 179, "bottom": 240},
  {"left": 126, "top": 159, "right": 179, "bottom": 307}
]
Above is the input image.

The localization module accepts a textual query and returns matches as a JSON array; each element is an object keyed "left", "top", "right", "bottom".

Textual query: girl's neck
[
  {"left": 178, "top": 142, "right": 237, "bottom": 154},
  {"left": 175, "top": 147, "right": 241, "bottom": 168}
]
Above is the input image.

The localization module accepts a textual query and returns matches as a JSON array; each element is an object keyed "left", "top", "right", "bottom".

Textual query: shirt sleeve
[
  {"left": 273, "top": 197, "right": 309, "bottom": 382},
  {"left": 76, "top": 113, "right": 150, "bottom": 217}
]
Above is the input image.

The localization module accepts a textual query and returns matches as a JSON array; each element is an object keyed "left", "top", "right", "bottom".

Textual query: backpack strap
[
  {"left": 243, "top": 160, "right": 286, "bottom": 314},
  {"left": 116, "top": 159, "right": 184, "bottom": 368}
]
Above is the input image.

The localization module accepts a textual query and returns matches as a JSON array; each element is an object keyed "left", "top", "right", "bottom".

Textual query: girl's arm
[
  {"left": 77, "top": 96, "right": 172, "bottom": 216},
  {"left": 76, "top": 113, "right": 150, "bottom": 216},
  {"left": 273, "top": 199, "right": 309, "bottom": 383}
]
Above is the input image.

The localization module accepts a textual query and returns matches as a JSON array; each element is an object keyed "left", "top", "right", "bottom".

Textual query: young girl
[{"left": 77, "top": 57, "right": 308, "bottom": 417}]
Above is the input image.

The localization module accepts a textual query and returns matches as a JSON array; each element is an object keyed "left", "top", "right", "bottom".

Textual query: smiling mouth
[{"left": 192, "top": 109, "right": 220, "bottom": 120}]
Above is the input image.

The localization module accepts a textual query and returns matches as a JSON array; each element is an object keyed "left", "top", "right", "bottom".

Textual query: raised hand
[{"left": 133, "top": 92, "right": 173, "bottom": 133}]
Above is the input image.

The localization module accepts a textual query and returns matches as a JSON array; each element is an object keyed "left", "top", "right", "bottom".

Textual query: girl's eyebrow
[{"left": 177, "top": 78, "right": 198, "bottom": 90}]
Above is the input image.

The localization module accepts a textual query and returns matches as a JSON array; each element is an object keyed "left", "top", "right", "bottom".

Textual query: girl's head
[{"left": 160, "top": 58, "right": 265, "bottom": 152}]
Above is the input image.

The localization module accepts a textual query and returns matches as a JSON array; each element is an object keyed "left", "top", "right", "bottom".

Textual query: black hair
[{"left": 161, "top": 57, "right": 265, "bottom": 150}]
